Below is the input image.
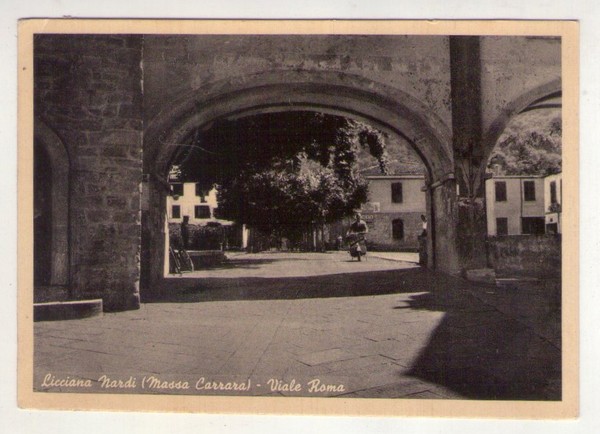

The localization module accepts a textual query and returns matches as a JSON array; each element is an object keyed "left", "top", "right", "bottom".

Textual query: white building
[
  {"left": 166, "top": 182, "right": 247, "bottom": 250},
  {"left": 363, "top": 175, "right": 427, "bottom": 249},
  {"left": 485, "top": 175, "right": 555, "bottom": 236},
  {"left": 166, "top": 182, "right": 222, "bottom": 224}
]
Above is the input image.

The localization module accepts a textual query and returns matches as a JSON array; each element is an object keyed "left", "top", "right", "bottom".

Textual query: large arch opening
[
  {"left": 164, "top": 110, "right": 428, "bottom": 273},
  {"left": 482, "top": 79, "right": 562, "bottom": 172},
  {"left": 33, "top": 121, "right": 71, "bottom": 300},
  {"left": 141, "top": 73, "right": 458, "bottom": 291}
]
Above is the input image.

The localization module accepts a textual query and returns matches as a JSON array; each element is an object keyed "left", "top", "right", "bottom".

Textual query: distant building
[
  {"left": 544, "top": 173, "right": 562, "bottom": 234},
  {"left": 326, "top": 175, "right": 427, "bottom": 250},
  {"left": 166, "top": 182, "right": 247, "bottom": 249},
  {"left": 485, "top": 175, "right": 548, "bottom": 236},
  {"left": 362, "top": 175, "right": 427, "bottom": 250},
  {"left": 167, "top": 182, "right": 220, "bottom": 224}
]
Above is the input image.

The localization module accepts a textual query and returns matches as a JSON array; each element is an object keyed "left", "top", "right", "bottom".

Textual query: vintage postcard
[{"left": 18, "top": 19, "right": 578, "bottom": 418}]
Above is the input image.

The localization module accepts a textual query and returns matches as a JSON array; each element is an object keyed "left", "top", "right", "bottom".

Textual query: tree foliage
[
  {"left": 217, "top": 155, "right": 368, "bottom": 236},
  {"left": 488, "top": 115, "right": 562, "bottom": 176},
  {"left": 170, "top": 112, "right": 389, "bottom": 236}
]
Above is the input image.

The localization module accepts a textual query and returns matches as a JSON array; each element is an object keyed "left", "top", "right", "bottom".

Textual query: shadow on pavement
[
  {"left": 401, "top": 287, "right": 561, "bottom": 400},
  {"left": 143, "top": 267, "right": 436, "bottom": 302},
  {"left": 202, "top": 253, "right": 338, "bottom": 269},
  {"left": 194, "top": 257, "right": 281, "bottom": 270},
  {"left": 142, "top": 266, "right": 561, "bottom": 400}
]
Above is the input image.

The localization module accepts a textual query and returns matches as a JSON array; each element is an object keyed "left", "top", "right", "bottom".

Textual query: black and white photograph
[{"left": 18, "top": 19, "right": 578, "bottom": 417}]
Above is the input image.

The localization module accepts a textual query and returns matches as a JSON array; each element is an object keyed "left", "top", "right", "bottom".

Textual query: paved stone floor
[{"left": 34, "top": 252, "right": 561, "bottom": 400}]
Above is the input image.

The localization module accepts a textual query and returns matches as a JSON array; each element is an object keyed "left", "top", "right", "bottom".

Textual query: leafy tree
[
  {"left": 170, "top": 112, "right": 388, "bottom": 242},
  {"left": 488, "top": 114, "right": 562, "bottom": 176},
  {"left": 216, "top": 154, "right": 368, "bottom": 235}
]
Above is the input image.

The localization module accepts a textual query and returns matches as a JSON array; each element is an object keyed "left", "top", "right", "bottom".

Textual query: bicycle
[{"left": 169, "top": 246, "right": 194, "bottom": 274}]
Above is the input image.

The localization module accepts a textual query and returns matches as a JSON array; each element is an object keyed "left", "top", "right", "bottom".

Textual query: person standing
[
  {"left": 418, "top": 214, "right": 427, "bottom": 266},
  {"left": 180, "top": 215, "right": 190, "bottom": 250}
]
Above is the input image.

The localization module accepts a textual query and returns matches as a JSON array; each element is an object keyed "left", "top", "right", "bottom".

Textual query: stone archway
[
  {"left": 34, "top": 119, "right": 71, "bottom": 289},
  {"left": 482, "top": 78, "right": 562, "bottom": 169},
  {"left": 141, "top": 71, "right": 460, "bottom": 291},
  {"left": 145, "top": 71, "right": 453, "bottom": 180}
]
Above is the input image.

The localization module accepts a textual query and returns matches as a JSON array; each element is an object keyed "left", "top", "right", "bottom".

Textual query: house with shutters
[
  {"left": 484, "top": 175, "right": 548, "bottom": 236},
  {"left": 166, "top": 182, "right": 219, "bottom": 224},
  {"left": 166, "top": 182, "right": 248, "bottom": 250}
]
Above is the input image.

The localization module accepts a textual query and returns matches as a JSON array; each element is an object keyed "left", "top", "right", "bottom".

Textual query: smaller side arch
[
  {"left": 34, "top": 119, "right": 71, "bottom": 286},
  {"left": 482, "top": 78, "right": 562, "bottom": 165}
]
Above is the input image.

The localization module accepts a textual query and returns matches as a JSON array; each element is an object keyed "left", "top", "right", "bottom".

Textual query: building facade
[
  {"left": 166, "top": 182, "right": 246, "bottom": 250},
  {"left": 166, "top": 183, "right": 219, "bottom": 224},
  {"left": 485, "top": 175, "right": 548, "bottom": 236},
  {"left": 357, "top": 175, "right": 427, "bottom": 250}
]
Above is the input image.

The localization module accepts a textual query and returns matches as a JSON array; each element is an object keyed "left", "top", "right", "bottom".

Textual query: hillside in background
[{"left": 488, "top": 108, "right": 562, "bottom": 176}]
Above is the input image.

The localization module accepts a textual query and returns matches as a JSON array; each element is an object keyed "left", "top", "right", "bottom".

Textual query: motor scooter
[{"left": 346, "top": 233, "right": 366, "bottom": 261}]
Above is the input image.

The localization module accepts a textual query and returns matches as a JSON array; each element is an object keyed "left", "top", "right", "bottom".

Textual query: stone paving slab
[{"left": 33, "top": 253, "right": 561, "bottom": 400}]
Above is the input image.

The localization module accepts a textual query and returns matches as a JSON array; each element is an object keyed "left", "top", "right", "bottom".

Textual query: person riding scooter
[{"left": 346, "top": 213, "right": 368, "bottom": 261}]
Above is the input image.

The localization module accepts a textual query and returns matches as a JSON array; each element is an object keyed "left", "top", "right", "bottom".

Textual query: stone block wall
[
  {"left": 142, "top": 35, "right": 454, "bottom": 132},
  {"left": 487, "top": 235, "right": 561, "bottom": 278},
  {"left": 365, "top": 212, "right": 422, "bottom": 251},
  {"left": 35, "top": 35, "right": 144, "bottom": 311}
]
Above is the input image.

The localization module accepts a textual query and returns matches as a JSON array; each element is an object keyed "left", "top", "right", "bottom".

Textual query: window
[
  {"left": 523, "top": 180, "right": 536, "bottom": 201},
  {"left": 172, "top": 205, "right": 181, "bottom": 219},
  {"left": 171, "top": 183, "right": 183, "bottom": 197},
  {"left": 391, "top": 182, "right": 403, "bottom": 203},
  {"left": 521, "top": 217, "right": 545, "bottom": 235},
  {"left": 195, "top": 183, "right": 207, "bottom": 203},
  {"left": 195, "top": 205, "right": 211, "bottom": 219},
  {"left": 495, "top": 181, "right": 507, "bottom": 202},
  {"left": 496, "top": 217, "right": 508, "bottom": 236},
  {"left": 550, "top": 181, "right": 557, "bottom": 204},
  {"left": 392, "top": 219, "right": 404, "bottom": 240}
]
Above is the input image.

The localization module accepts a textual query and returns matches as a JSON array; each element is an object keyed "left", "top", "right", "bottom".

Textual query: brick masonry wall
[
  {"left": 487, "top": 235, "right": 561, "bottom": 278},
  {"left": 35, "top": 35, "right": 143, "bottom": 311}
]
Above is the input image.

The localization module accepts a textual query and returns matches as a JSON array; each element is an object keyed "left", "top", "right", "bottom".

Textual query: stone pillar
[
  {"left": 429, "top": 179, "right": 461, "bottom": 275},
  {"left": 449, "top": 36, "right": 489, "bottom": 272}
]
